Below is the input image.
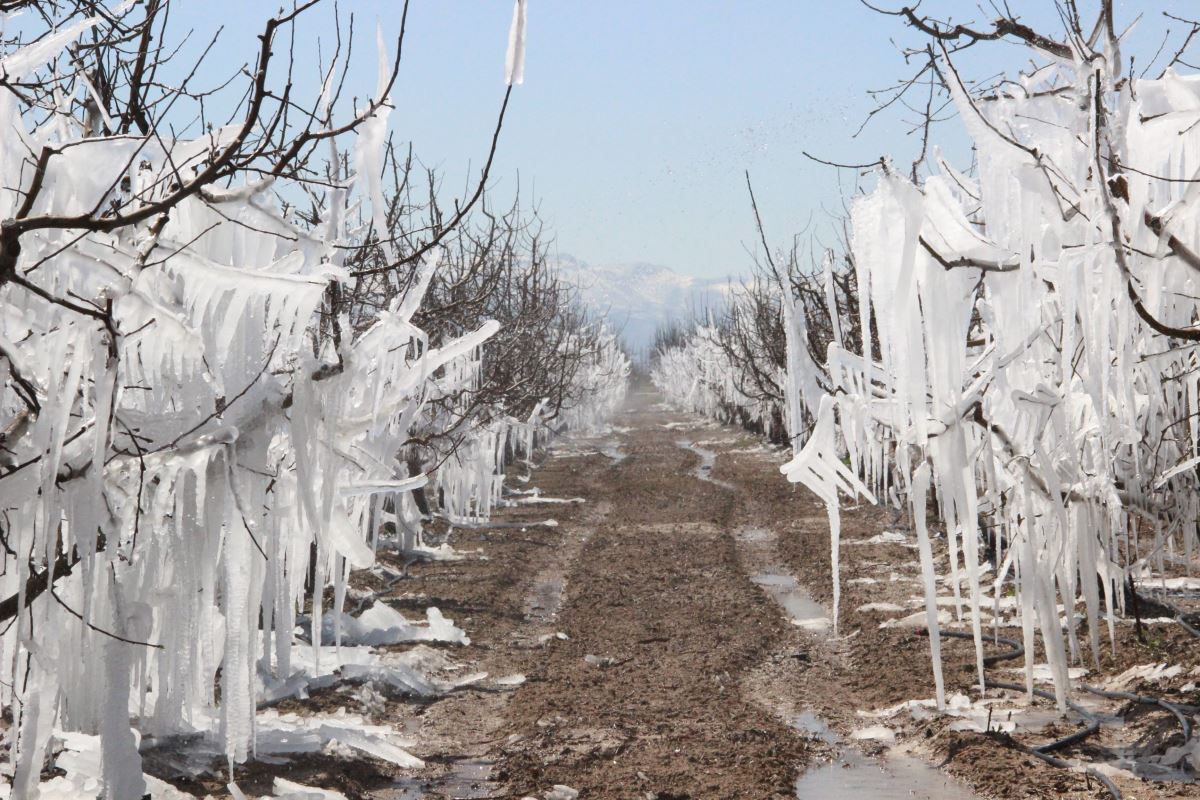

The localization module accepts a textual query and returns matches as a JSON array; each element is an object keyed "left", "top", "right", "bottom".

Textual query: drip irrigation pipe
[
  {"left": 1148, "top": 591, "right": 1200, "bottom": 639},
  {"left": 1080, "top": 685, "right": 1194, "bottom": 742},
  {"left": 926, "top": 628, "right": 1122, "bottom": 799}
]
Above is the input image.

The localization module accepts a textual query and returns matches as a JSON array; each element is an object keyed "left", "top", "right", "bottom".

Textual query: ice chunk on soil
[
  {"left": 1108, "top": 663, "right": 1183, "bottom": 688},
  {"left": 340, "top": 644, "right": 486, "bottom": 697},
  {"left": 254, "top": 708, "right": 421, "bottom": 768},
  {"left": 269, "top": 777, "right": 350, "bottom": 799},
  {"left": 495, "top": 673, "right": 527, "bottom": 686},
  {"left": 1001, "top": 664, "right": 1088, "bottom": 683},
  {"left": 879, "top": 610, "right": 952, "bottom": 629},
  {"left": 322, "top": 604, "right": 469, "bottom": 646},
  {"left": 850, "top": 725, "right": 897, "bottom": 743},
  {"left": 317, "top": 724, "right": 422, "bottom": 768},
  {"left": 856, "top": 602, "right": 907, "bottom": 613},
  {"left": 584, "top": 654, "right": 622, "bottom": 668},
  {"left": 12, "top": 733, "right": 191, "bottom": 800},
  {"left": 846, "top": 531, "right": 909, "bottom": 546}
]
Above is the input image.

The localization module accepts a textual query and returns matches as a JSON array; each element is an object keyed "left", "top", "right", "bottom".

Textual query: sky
[{"left": 164, "top": 1, "right": 1195, "bottom": 280}]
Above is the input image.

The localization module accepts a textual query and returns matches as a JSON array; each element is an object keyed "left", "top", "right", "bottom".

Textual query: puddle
[
  {"left": 751, "top": 573, "right": 830, "bottom": 631},
  {"left": 795, "top": 749, "right": 981, "bottom": 799},
  {"left": 790, "top": 711, "right": 839, "bottom": 746},
  {"left": 514, "top": 523, "right": 594, "bottom": 645},
  {"left": 676, "top": 440, "right": 735, "bottom": 490},
  {"left": 524, "top": 571, "right": 565, "bottom": 625},
  {"left": 789, "top": 711, "right": 980, "bottom": 800},
  {"left": 735, "top": 527, "right": 830, "bottom": 633},
  {"left": 387, "top": 757, "right": 499, "bottom": 799}
]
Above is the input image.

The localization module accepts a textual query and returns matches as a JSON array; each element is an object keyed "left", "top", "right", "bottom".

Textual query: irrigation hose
[{"left": 925, "top": 629, "right": 1124, "bottom": 800}]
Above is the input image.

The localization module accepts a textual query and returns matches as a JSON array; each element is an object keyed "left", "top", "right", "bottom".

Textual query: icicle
[
  {"left": 504, "top": 0, "right": 528, "bottom": 86},
  {"left": 911, "top": 462, "right": 945, "bottom": 708}
]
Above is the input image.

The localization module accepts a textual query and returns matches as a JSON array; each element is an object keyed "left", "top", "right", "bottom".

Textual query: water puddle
[
  {"left": 524, "top": 571, "right": 565, "bottom": 625},
  {"left": 794, "top": 749, "right": 981, "bottom": 799},
  {"left": 675, "top": 440, "right": 735, "bottom": 490},
  {"left": 790, "top": 711, "right": 839, "bottom": 746},
  {"left": 387, "top": 757, "right": 499, "bottom": 798},
  {"left": 736, "top": 527, "right": 830, "bottom": 633},
  {"left": 751, "top": 573, "right": 830, "bottom": 631},
  {"left": 514, "top": 523, "right": 594, "bottom": 646},
  {"left": 789, "top": 711, "right": 980, "bottom": 800},
  {"left": 736, "top": 526, "right": 980, "bottom": 798}
]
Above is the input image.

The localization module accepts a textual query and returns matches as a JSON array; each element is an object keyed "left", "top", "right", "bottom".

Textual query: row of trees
[
  {"left": 650, "top": 240, "right": 861, "bottom": 446},
  {"left": 0, "top": 1, "right": 627, "bottom": 795},
  {"left": 655, "top": 3, "right": 1200, "bottom": 776}
]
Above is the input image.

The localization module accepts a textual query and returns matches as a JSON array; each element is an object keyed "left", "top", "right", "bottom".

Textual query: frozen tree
[
  {"left": 780, "top": 1, "right": 1200, "bottom": 728},
  {"left": 0, "top": 0, "right": 625, "bottom": 795}
]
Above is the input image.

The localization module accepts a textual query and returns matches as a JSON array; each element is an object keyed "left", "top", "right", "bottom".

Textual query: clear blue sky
[{"left": 166, "top": 1, "right": 1190, "bottom": 279}]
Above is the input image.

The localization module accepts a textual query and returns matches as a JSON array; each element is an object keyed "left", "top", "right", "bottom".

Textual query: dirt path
[
  {"left": 497, "top": 394, "right": 807, "bottom": 798},
  {"left": 351, "top": 387, "right": 1198, "bottom": 800}
]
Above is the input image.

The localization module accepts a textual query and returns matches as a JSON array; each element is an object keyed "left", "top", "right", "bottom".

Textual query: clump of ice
[{"left": 319, "top": 604, "right": 469, "bottom": 647}]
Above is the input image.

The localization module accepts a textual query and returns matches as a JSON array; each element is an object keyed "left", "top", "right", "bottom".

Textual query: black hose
[
  {"left": 1080, "top": 684, "right": 1194, "bottom": 741},
  {"left": 1145, "top": 590, "right": 1200, "bottom": 639},
  {"left": 923, "top": 628, "right": 1123, "bottom": 800},
  {"left": 985, "top": 680, "right": 1102, "bottom": 754},
  {"left": 935, "top": 628, "right": 1023, "bottom": 665}
]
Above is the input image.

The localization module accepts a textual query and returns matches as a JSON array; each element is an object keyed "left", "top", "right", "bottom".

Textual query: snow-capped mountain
[{"left": 555, "top": 256, "right": 734, "bottom": 359}]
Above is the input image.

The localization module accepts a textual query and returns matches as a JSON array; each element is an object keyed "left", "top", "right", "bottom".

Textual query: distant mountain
[{"left": 554, "top": 256, "right": 733, "bottom": 360}]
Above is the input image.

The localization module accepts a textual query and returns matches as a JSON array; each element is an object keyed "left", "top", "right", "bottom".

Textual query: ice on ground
[
  {"left": 511, "top": 495, "right": 586, "bottom": 505},
  {"left": 1132, "top": 576, "right": 1200, "bottom": 591},
  {"left": 860, "top": 691, "right": 1069, "bottom": 736},
  {"left": 584, "top": 654, "right": 613, "bottom": 667},
  {"left": 495, "top": 673, "right": 527, "bottom": 686},
  {"left": 321, "top": 603, "right": 469, "bottom": 646},
  {"left": 339, "top": 645, "right": 487, "bottom": 697},
  {"left": 262, "top": 638, "right": 482, "bottom": 700},
  {"left": 1002, "top": 664, "right": 1088, "bottom": 683},
  {"left": 856, "top": 602, "right": 907, "bottom": 613},
  {"left": 879, "top": 610, "right": 952, "bottom": 629},
  {"left": 850, "top": 725, "right": 897, "bottom": 743},
  {"left": 254, "top": 708, "right": 422, "bottom": 768},
  {"left": 845, "top": 531, "right": 910, "bottom": 546},
  {"left": 386, "top": 541, "right": 470, "bottom": 562},
  {"left": 1107, "top": 663, "right": 1184, "bottom": 689},
  {"left": 750, "top": 573, "right": 830, "bottom": 632},
  {"left": 266, "top": 777, "right": 350, "bottom": 799},
  {"left": 2, "top": 733, "right": 192, "bottom": 800}
]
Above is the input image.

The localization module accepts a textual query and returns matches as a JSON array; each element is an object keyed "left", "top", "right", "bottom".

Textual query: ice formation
[
  {"left": 777, "top": 45, "right": 1200, "bottom": 715},
  {"left": 651, "top": 321, "right": 783, "bottom": 438},
  {"left": 654, "top": 31, "right": 1200, "bottom": 738},
  {"left": 0, "top": 5, "right": 629, "bottom": 795}
]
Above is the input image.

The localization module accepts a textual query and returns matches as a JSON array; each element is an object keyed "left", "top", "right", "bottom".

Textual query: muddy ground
[{"left": 181, "top": 387, "right": 1200, "bottom": 799}]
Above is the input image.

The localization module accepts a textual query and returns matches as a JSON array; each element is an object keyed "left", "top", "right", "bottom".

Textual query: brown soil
[{"left": 160, "top": 387, "right": 1200, "bottom": 799}]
